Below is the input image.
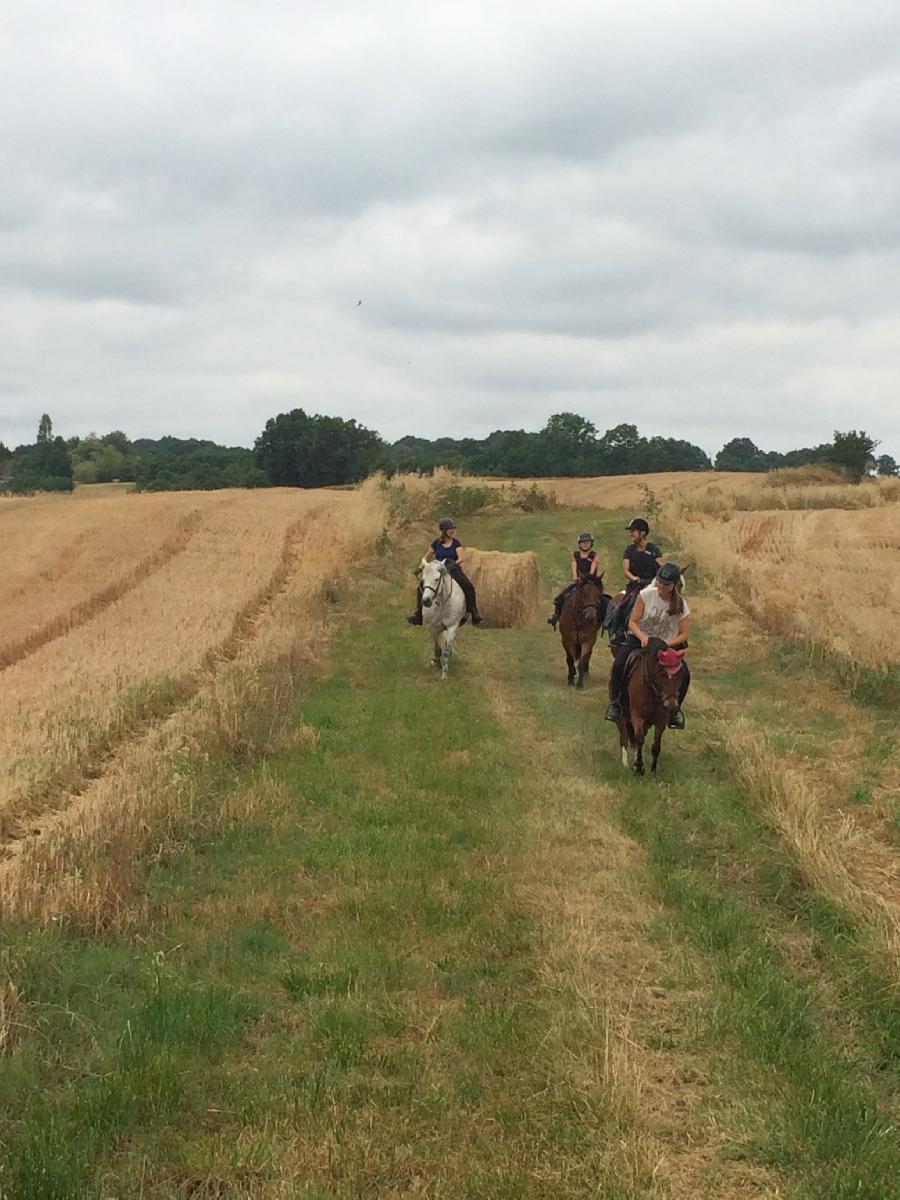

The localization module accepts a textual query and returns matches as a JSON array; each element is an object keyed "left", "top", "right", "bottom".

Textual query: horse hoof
[
  {"left": 575, "top": 678, "right": 584, "bottom": 689},
  {"left": 567, "top": 678, "right": 574, "bottom": 687}
]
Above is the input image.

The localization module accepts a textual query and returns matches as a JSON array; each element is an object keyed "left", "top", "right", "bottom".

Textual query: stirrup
[
  {"left": 668, "top": 709, "right": 685, "bottom": 730},
  {"left": 605, "top": 701, "right": 622, "bottom": 722},
  {"left": 406, "top": 612, "right": 423, "bottom": 625}
]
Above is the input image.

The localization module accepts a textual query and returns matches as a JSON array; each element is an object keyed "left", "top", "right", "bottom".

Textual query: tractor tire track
[
  {"left": 0, "top": 515, "right": 310, "bottom": 851},
  {"left": 0, "top": 510, "right": 203, "bottom": 673}
]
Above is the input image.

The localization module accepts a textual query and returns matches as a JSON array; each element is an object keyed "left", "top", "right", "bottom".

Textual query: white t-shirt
[{"left": 635, "top": 583, "right": 690, "bottom": 644}]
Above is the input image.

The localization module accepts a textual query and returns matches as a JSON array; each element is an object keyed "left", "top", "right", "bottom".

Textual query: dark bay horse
[
  {"left": 617, "top": 636, "right": 685, "bottom": 774},
  {"left": 558, "top": 576, "right": 607, "bottom": 688}
]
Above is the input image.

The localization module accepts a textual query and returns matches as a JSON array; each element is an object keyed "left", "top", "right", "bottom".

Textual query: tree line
[{"left": 1, "top": 410, "right": 895, "bottom": 494}]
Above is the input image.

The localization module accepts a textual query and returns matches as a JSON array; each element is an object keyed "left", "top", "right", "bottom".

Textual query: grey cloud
[{"left": 1, "top": 1, "right": 899, "bottom": 455}]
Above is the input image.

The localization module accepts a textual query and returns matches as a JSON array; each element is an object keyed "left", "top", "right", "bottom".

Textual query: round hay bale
[{"left": 464, "top": 548, "right": 541, "bottom": 627}]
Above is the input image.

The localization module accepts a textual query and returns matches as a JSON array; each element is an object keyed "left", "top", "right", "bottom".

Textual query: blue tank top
[{"left": 432, "top": 537, "right": 461, "bottom": 563}]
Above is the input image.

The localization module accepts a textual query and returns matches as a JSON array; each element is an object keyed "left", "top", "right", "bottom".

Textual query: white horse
[{"left": 419, "top": 557, "right": 467, "bottom": 679}]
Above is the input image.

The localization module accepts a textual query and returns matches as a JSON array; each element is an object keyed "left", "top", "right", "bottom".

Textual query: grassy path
[{"left": 1, "top": 511, "right": 898, "bottom": 1198}]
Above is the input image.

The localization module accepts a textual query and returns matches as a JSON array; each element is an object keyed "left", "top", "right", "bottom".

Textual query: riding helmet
[
  {"left": 578, "top": 532, "right": 594, "bottom": 543},
  {"left": 626, "top": 517, "right": 650, "bottom": 533},
  {"left": 438, "top": 517, "right": 457, "bottom": 532},
  {"left": 657, "top": 562, "right": 682, "bottom": 583}
]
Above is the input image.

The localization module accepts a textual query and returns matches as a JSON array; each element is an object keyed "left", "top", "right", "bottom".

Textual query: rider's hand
[{"left": 639, "top": 635, "right": 649, "bottom": 647}]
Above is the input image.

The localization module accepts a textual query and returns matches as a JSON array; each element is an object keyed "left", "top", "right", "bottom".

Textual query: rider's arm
[
  {"left": 623, "top": 556, "right": 639, "bottom": 582},
  {"left": 571, "top": 556, "right": 580, "bottom": 580},
  {"left": 628, "top": 596, "right": 648, "bottom": 646},
  {"left": 424, "top": 546, "right": 436, "bottom": 562},
  {"left": 590, "top": 558, "right": 600, "bottom": 576},
  {"left": 455, "top": 546, "right": 465, "bottom": 567},
  {"left": 667, "top": 616, "right": 691, "bottom": 648}
]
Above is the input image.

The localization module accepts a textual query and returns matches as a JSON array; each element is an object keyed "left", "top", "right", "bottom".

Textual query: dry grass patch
[
  {"left": 673, "top": 504, "right": 900, "bottom": 667},
  {"left": 720, "top": 718, "right": 900, "bottom": 984}
]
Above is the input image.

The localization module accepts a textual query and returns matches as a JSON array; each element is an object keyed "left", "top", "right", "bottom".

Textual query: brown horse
[
  {"left": 558, "top": 576, "right": 607, "bottom": 688},
  {"left": 617, "top": 636, "right": 685, "bottom": 775}
]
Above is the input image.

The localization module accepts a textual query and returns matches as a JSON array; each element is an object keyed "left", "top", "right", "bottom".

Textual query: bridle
[
  {"left": 577, "top": 577, "right": 604, "bottom": 625},
  {"left": 639, "top": 650, "right": 682, "bottom": 706},
  {"left": 421, "top": 562, "right": 451, "bottom": 607}
]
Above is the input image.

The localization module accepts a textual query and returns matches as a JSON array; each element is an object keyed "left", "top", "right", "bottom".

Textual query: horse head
[
  {"left": 420, "top": 558, "right": 448, "bottom": 607},
  {"left": 577, "top": 575, "right": 606, "bottom": 624},
  {"left": 645, "top": 640, "right": 684, "bottom": 714}
]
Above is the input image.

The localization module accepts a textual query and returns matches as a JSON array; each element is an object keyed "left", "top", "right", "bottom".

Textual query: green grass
[{"left": 469, "top": 509, "right": 900, "bottom": 1200}]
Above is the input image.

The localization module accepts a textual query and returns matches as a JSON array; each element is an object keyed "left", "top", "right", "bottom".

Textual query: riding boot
[
  {"left": 668, "top": 662, "right": 690, "bottom": 728},
  {"left": 605, "top": 639, "right": 633, "bottom": 721},
  {"left": 406, "top": 584, "right": 424, "bottom": 625},
  {"left": 548, "top": 586, "right": 571, "bottom": 627},
  {"left": 451, "top": 565, "right": 484, "bottom": 625}
]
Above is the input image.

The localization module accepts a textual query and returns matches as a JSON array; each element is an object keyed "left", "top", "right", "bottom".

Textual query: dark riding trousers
[{"left": 611, "top": 634, "right": 690, "bottom": 704}]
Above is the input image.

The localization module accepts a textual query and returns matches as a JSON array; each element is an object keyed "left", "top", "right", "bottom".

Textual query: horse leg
[
  {"left": 650, "top": 720, "right": 666, "bottom": 775},
  {"left": 632, "top": 716, "right": 646, "bottom": 776},
  {"left": 441, "top": 624, "right": 459, "bottom": 679},
  {"left": 618, "top": 722, "right": 630, "bottom": 769},
  {"left": 575, "top": 641, "right": 585, "bottom": 688},
  {"left": 564, "top": 645, "right": 576, "bottom": 686},
  {"left": 583, "top": 642, "right": 594, "bottom": 676},
  {"left": 580, "top": 641, "right": 595, "bottom": 687},
  {"left": 431, "top": 628, "right": 443, "bottom": 669}
]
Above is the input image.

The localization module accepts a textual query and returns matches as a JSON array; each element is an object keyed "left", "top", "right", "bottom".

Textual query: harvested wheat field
[
  {"left": 673, "top": 504, "right": 900, "bottom": 668},
  {"left": 0, "top": 484, "right": 389, "bottom": 911}
]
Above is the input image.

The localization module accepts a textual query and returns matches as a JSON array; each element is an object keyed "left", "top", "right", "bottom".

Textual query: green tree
[
  {"left": 537, "top": 413, "right": 598, "bottom": 475},
  {"left": 875, "top": 453, "right": 897, "bottom": 477},
  {"left": 10, "top": 425, "right": 74, "bottom": 493},
  {"left": 255, "top": 409, "right": 384, "bottom": 487},
  {"left": 828, "top": 429, "right": 878, "bottom": 482},
  {"left": 714, "top": 437, "right": 770, "bottom": 471}
]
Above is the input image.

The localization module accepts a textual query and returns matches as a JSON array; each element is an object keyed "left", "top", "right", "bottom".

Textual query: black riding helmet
[
  {"left": 626, "top": 517, "right": 650, "bottom": 534},
  {"left": 657, "top": 562, "right": 682, "bottom": 583},
  {"left": 438, "top": 517, "right": 457, "bottom": 532},
  {"left": 577, "top": 532, "right": 594, "bottom": 543}
]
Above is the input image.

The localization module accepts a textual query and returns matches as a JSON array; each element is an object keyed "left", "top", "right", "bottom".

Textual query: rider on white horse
[{"left": 407, "top": 517, "right": 484, "bottom": 626}]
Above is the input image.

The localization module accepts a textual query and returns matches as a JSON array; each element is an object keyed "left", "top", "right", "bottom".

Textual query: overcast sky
[{"left": 2, "top": 0, "right": 899, "bottom": 458}]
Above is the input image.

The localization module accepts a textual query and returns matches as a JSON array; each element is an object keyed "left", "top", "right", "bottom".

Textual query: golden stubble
[
  {"left": 670, "top": 504, "right": 900, "bottom": 668},
  {"left": 0, "top": 479, "right": 393, "bottom": 923}
]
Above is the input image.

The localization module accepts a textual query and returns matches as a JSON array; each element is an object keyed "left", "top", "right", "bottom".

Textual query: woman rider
[
  {"left": 607, "top": 517, "right": 665, "bottom": 642},
  {"left": 623, "top": 517, "right": 664, "bottom": 591},
  {"left": 547, "top": 532, "right": 603, "bottom": 628},
  {"left": 407, "top": 517, "right": 484, "bottom": 626},
  {"left": 605, "top": 561, "right": 691, "bottom": 729}
]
